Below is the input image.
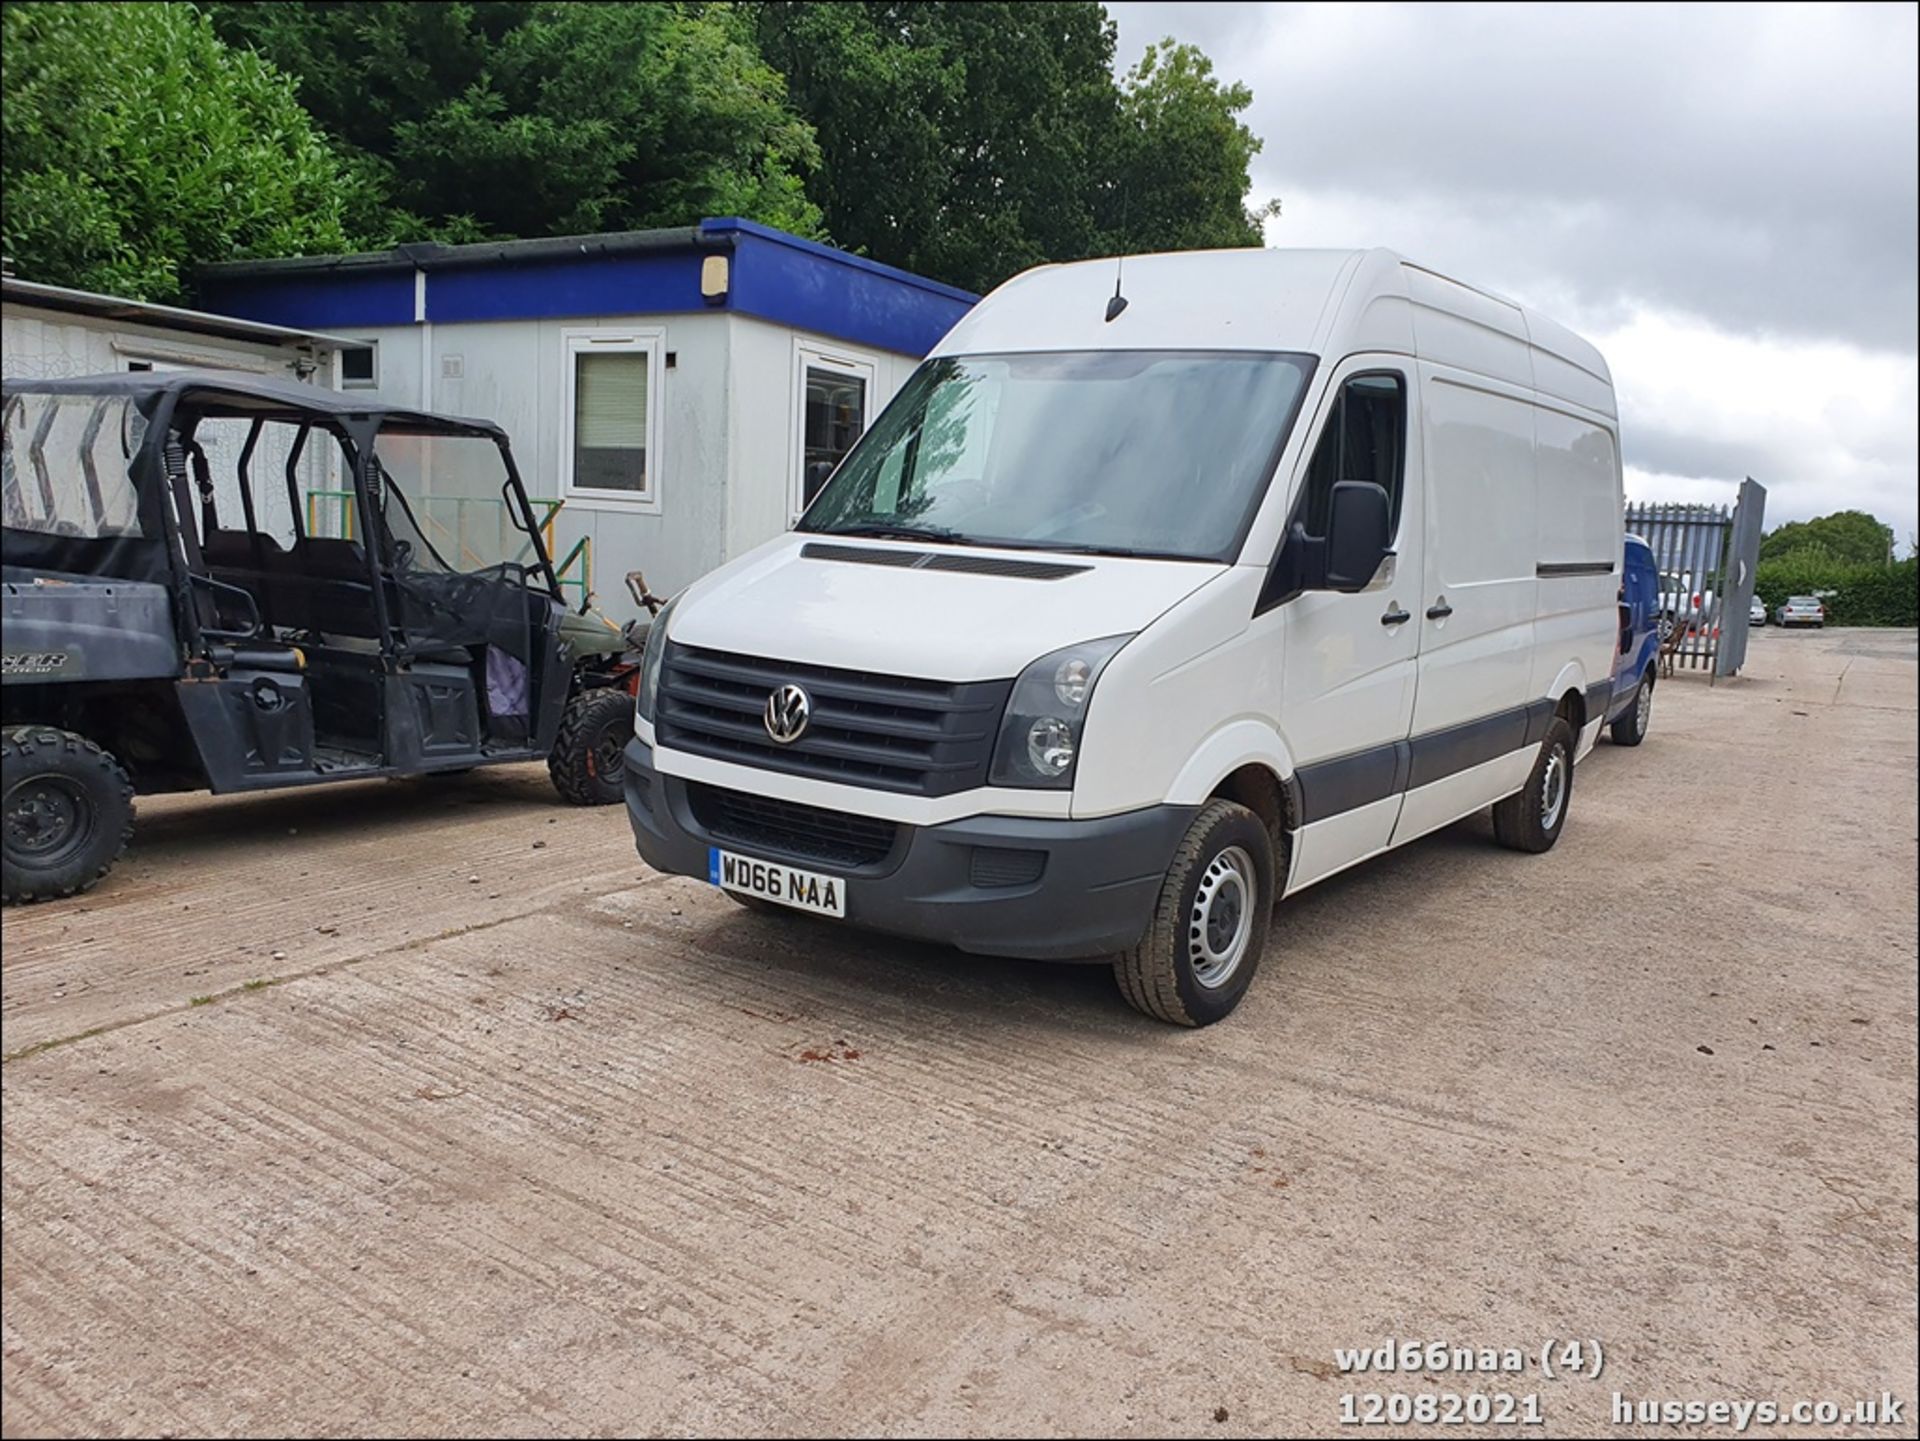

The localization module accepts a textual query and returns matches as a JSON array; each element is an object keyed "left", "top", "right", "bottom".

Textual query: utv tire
[
  {"left": 2, "top": 726, "right": 135, "bottom": 905},
  {"left": 1113, "top": 799, "right": 1274, "bottom": 1027},
  {"left": 1609, "top": 671, "right": 1653, "bottom": 747},
  {"left": 548, "top": 688, "right": 633, "bottom": 806},
  {"left": 1493, "top": 715, "right": 1575, "bottom": 854}
]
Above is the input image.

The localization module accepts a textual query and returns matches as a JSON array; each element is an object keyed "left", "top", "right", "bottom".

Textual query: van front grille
[
  {"left": 687, "top": 783, "right": 898, "bottom": 868},
  {"left": 655, "top": 643, "right": 1011, "bottom": 796}
]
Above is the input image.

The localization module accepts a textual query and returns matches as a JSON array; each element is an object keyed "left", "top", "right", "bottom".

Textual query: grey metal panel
[
  {"left": 1717, "top": 478, "right": 1768, "bottom": 677},
  {"left": 0, "top": 574, "right": 180, "bottom": 683},
  {"left": 1626, "top": 500, "right": 1735, "bottom": 677}
]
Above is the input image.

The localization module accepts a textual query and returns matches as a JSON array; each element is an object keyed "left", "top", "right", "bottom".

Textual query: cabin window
[
  {"left": 340, "top": 344, "right": 378, "bottom": 388},
  {"left": 1299, "top": 372, "right": 1406, "bottom": 539},
  {"left": 562, "top": 329, "right": 664, "bottom": 511},
  {"left": 793, "top": 345, "right": 876, "bottom": 518}
]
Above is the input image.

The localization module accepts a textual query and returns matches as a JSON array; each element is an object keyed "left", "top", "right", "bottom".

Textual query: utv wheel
[
  {"left": 2, "top": 727, "right": 135, "bottom": 905},
  {"left": 1493, "top": 715, "right": 1575, "bottom": 854},
  {"left": 548, "top": 688, "right": 634, "bottom": 806},
  {"left": 1113, "top": 799, "right": 1274, "bottom": 1027},
  {"left": 1610, "top": 671, "right": 1653, "bottom": 747}
]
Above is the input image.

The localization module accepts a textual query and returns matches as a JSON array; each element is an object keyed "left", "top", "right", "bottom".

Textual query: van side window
[{"left": 1299, "top": 373, "right": 1405, "bottom": 538}]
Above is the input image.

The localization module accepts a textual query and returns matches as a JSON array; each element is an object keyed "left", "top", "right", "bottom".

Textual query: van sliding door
[{"left": 1393, "top": 366, "right": 1540, "bottom": 843}]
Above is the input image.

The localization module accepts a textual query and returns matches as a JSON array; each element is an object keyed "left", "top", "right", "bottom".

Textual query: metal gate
[{"left": 1626, "top": 478, "right": 1767, "bottom": 678}]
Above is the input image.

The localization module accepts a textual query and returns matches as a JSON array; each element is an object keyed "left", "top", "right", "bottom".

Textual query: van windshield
[{"left": 800, "top": 350, "right": 1314, "bottom": 562}]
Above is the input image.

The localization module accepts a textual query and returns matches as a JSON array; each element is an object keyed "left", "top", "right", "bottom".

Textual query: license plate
[{"left": 710, "top": 848, "right": 846, "bottom": 918}]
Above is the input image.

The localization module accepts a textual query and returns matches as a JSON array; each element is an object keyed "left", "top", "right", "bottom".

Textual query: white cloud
[
  {"left": 1104, "top": 2, "right": 1919, "bottom": 547},
  {"left": 1601, "top": 309, "right": 1918, "bottom": 543}
]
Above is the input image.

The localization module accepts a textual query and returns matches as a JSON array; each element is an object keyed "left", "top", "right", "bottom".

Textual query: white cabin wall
[
  {"left": 341, "top": 311, "right": 736, "bottom": 620},
  {"left": 1, "top": 302, "right": 343, "bottom": 547},
  {"left": 722, "top": 313, "right": 920, "bottom": 559},
  {"left": 232, "top": 309, "right": 929, "bottom": 622},
  {"left": 1, "top": 305, "right": 322, "bottom": 382}
]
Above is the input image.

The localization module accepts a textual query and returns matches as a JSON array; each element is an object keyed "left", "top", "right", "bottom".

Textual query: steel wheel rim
[
  {"left": 589, "top": 720, "right": 626, "bottom": 781},
  {"left": 1190, "top": 845, "right": 1256, "bottom": 989},
  {"left": 1636, "top": 679, "right": 1652, "bottom": 733},
  {"left": 4, "top": 775, "right": 94, "bottom": 868},
  {"left": 1540, "top": 747, "right": 1568, "bottom": 831}
]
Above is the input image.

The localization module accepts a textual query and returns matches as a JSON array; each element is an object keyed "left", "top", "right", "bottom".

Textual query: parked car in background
[
  {"left": 1749, "top": 595, "right": 1768, "bottom": 627},
  {"left": 1658, "top": 569, "right": 1715, "bottom": 637},
  {"left": 1605, "top": 534, "right": 1660, "bottom": 745},
  {"left": 1776, "top": 595, "right": 1826, "bottom": 627}
]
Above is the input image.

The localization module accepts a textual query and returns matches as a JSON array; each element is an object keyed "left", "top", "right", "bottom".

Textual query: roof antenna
[{"left": 1104, "top": 257, "right": 1128, "bottom": 323}]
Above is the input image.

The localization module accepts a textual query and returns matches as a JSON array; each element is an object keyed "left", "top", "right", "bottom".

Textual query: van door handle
[
  {"left": 1380, "top": 607, "right": 1411, "bottom": 626},
  {"left": 1426, "top": 600, "right": 1454, "bottom": 620}
]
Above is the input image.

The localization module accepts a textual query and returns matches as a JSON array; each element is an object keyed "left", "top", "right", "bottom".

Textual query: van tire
[
  {"left": 548, "top": 688, "right": 633, "bottom": 806},
  {"left": 1113, "top": 800, "right": 1273, "bottom": 1027},
  {"left": 1609, "top": 671, "right": 1653, "bottom": 747},
  {"left": 2, "top": 726, "right": 135, "bottom": 905},
  {"left": 1493, "top": 716, "right": 1574, "bottom": 854}
]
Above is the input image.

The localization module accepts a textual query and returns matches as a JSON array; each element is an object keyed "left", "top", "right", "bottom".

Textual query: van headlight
[
  {"left": 989, "top": 635, "right": 1132, "bottom": 789},
  {"left": 635, "top": 592, "right": 681, "bottom": 723}
]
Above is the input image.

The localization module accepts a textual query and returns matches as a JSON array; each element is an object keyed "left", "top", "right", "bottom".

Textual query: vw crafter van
[{"left": 625, "top": 249, "right": 1624, "bottom": 1026}]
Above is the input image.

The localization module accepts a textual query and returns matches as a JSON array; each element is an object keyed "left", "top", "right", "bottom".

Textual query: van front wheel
[
  {"left": 1492, "top": 715, "right": 1575, "bottom": 853},
  {"left": 1113, "top": 800, "right": 1273, "bottom": 1027}
]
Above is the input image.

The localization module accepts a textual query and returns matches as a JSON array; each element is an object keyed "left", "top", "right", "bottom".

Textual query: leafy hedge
[
  {"left": 1753, "top": 554, "right": 1918, "bottom": 627},
  {"left": 2, "top": 2, "right": 356, "bottom": 302}
]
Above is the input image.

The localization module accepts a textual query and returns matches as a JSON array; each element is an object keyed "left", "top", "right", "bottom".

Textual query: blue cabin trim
[
  {"left": 195, "top": 219, "right": 978, "bottom": 358},
  {"left": 427, "top": 250, "right": 709, "bottom": 324},
  {"left": 202, "top": 269, "right": 416, "bottom": 333}
]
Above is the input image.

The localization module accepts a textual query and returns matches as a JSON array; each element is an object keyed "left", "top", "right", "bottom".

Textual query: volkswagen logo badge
[{"left": 764, "top": 683, "right": 811, "bottom": 744}]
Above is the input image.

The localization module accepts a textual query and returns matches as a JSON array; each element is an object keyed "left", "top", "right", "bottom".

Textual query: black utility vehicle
[{"left": 2, "top": 370, "right": 647, "bottom": 903}]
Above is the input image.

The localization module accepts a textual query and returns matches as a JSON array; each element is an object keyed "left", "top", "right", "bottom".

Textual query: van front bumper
[{"left": 623, "top": 738, "right": 1196, "bottom": 962}]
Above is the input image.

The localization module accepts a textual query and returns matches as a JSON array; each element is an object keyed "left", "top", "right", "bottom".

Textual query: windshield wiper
[
  {"left": 994, "top": 539, "right": 1205, "bottom": 562},
  {"left": 827, "top": 521, "right": 974, "bottom": 544}
]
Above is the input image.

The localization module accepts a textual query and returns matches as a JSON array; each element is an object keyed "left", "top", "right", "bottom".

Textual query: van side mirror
[{"left": 1324, "top": 480, "right": 1391, "bottom": 592}]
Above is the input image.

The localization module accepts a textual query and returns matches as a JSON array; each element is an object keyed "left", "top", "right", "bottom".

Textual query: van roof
[{"left": 935, "top": 247, "right": 1615, "bottom": 419}]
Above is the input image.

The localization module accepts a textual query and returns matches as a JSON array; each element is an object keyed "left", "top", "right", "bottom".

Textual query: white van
[{"left": 625, "top": 248, "right": 1624, "bottom": 1025}]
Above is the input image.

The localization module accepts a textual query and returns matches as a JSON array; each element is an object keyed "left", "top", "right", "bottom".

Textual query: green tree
[
  {"left": 1, "top": 1, "right": 357, "bottom": 301},
  {"left": 1759, "top": 509, "right": 1897, "bottom": 566},
  {"left": 1104, "top": 40, "right": 1275, "bottom": 255},
  {"left": 754, "top": 3, "right": 1275, "bottom": 293},
  {"left": 210, "top": 1, "right": 824, "bottom": 245}
]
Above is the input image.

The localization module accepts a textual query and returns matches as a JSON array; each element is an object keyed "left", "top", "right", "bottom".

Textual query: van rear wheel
[
  {"left": 1610, "top": 671, "right": 1653, "bottom": 746},
  {"left": 1492, "top": 715, "right": 1574, "bottom": 853},
  {"left": 2, "top": 726, "right": 135, "bottom": 905},
  {"left": 1113, "top": 799, "right": 1273, "bottom": 1027}
]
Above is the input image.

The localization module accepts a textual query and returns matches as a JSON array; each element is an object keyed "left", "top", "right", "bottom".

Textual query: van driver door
[{"left": 1277, "top": 357, "right": 1423, "bottom": 891}]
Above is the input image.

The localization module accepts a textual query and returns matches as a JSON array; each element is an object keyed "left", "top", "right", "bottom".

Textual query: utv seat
[{"left": 205, "top": 533, "right": 384, "bottom": 640}]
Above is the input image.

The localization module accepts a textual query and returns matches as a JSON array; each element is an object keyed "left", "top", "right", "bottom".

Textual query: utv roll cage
[{"left": 2, "top": 371, "right": 646, "bottom": 904}]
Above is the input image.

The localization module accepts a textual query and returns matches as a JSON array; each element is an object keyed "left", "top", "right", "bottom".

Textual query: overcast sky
[{"left": 1106, "top": 1, "right": 1919, "bottom": 549}]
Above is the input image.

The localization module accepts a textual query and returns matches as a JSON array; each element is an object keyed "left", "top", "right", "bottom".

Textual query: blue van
[{"left": 1605, "top": 534, "right": 1660, "bottom": 745}]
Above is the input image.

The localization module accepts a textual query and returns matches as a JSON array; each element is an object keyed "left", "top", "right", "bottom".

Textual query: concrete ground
[{"left": 2, "top": 626, "right": 1914, "bottom": 1438}]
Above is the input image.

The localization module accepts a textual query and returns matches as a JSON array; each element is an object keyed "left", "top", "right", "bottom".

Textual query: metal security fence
[{"left": 1626, "top": 478, "right": 1766, "bottom": 679}]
